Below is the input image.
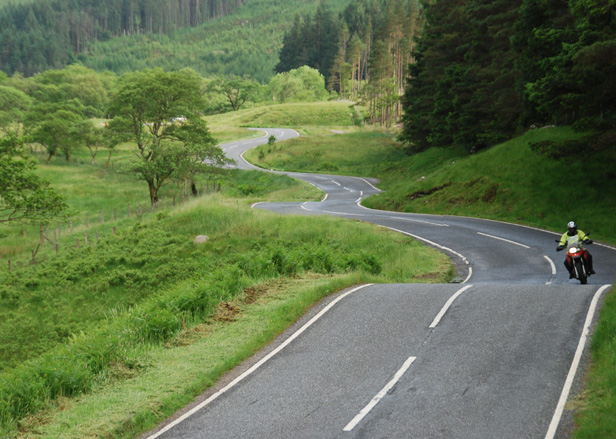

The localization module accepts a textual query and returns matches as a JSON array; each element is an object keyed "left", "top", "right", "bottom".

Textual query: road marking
[
  {"left": 429, "top": 285, "right": 473, "bottom": 328},
  {"left": 544, "top": 255, "right": 556, "bottom": 285},
  {"left": 343, "top": 356, "right": 417, "bottom": 432},
  {"left": 477, "top": 232, "right": 530, "bottom": 248},
  {"left": 386, "top": 216, "right": 449, "bottom": 227},
  {"left": 462, "top": 266, "right": 473, "bottom": 284},
  {"left": 545, "top": 284, "right": 612, "bottom": 439},
  {"left": 358, "top": 177, "right": 382, "bottom": 192},
  {"left": 145, "top": 284, "right": 373, "bottom": 439},
  {"left": 384, "top": 226, "right": 470, "bottom": 266}
]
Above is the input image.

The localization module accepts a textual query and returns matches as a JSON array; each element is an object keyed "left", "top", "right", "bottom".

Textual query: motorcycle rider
[{"left": 556, "top": 221, "right": 595, "bottom": 278}]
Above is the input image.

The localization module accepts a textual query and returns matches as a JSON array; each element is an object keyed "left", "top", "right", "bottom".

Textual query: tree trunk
[
  {"left": 191, "top": 181, "right": 198, "bottom": 196},
  {"left": 148, "top": 180, "right": 159, "bottom": 205}
]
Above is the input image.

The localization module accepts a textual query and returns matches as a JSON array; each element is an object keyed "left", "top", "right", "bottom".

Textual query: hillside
[
  {"left": 0, "top": 0, "right": 349, "bottom": 81},
  {"left": 246, "top": 123, "right": 616, "bottom": 245}
]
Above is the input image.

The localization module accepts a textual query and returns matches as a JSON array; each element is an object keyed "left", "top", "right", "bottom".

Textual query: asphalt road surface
[{"left": 145, "top": 129, "right": 615, "bottom": 439}]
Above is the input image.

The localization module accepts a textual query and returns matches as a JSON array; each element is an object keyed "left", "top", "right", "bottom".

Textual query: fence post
[
  {"left": 113, "top": 226, "right": 116, "bottom": 235},
  {"left": 76, "top": 238, "right": 80, "bottom": 248},
  {"left": 85, "top": 232, "right": 89, "bottom": 245},
  {"left": 7, "top": 259, "right": 10, "bottom": 272},
  {"left": 54, "top": 244, "right": 58, "bottom": 254},
  {"left": 86, "top": 212, "right": 89, "bottom": 228}
]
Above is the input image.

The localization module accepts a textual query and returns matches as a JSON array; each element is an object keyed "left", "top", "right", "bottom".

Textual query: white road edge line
[
  {"left": 477, "top": 232, "right": 530, "bottom": 248},
  {"left": 343, "top": 356, "right": 417, "bottom": 432},
  {"left": 544, "top": 255, "right": 556, "bottom": 285},
  {"left": 544, "top": 283, "right": 612, "bottom": 439},
  {"left": 358, "top": 177, "right": 382, "bottom": 193},
  {"left": 145, "top": 284, "right": 373, "bottom": 439},
  {"left": 384, "top": 226, "right": 470, "bottom": 266},
  {"left": 429, "top": 285, "right": 473, "bottom": 329}
]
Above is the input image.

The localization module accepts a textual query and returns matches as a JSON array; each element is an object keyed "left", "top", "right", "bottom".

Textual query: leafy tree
[
  {"left": 107, "top": 68, "right": 232, "bottom": 205},
  {"left": 74, "top": 119, "right": 105, "bottom": 165},
  {"left": 207, "top": 76, "right": 260, "bottom": 111},
  {"left": 268, "top": 66, "right": 329, "bottom": 103},
  {"left": 25, "top": 100, "right": 85, "bottom": 163},
  {"left": 0, "top": 85, "right": 32, "bottom": 133},
  {"left": 0, "top": 134, "right": 67, "bottom": 225}
]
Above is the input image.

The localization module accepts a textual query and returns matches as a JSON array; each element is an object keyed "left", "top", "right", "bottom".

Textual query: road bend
[{"left": 146, "top": 129, "right": 615, "bottom": 439}]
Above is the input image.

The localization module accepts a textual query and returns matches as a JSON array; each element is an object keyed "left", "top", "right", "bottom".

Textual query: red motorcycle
[{"left": 556, "top": 236, "right": 593, "bottom": 284}]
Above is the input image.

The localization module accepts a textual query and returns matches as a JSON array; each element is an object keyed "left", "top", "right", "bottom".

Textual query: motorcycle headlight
[{"left": 568, "top": 247, "right": 579, "bottom": 254}]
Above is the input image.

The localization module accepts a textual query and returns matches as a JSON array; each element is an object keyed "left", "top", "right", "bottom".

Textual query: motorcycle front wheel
[{"left": 574, "top": 259, "right": 587, "bottom": 284}]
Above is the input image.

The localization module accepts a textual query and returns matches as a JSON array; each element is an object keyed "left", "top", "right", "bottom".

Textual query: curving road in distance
[{"left": 145, "top": 128, "right": 615, "bottom": 439}]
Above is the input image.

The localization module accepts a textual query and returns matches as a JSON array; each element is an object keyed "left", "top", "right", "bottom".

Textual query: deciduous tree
[
  {"left": 0, "top": 135, "right": 67, "bottom": 225},
  {"left": 107, "top": 68, "right": 232, "bottom": 205}
]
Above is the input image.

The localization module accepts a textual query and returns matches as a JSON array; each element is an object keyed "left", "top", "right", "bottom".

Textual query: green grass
[
  {"left": 574, "top": 286, "right": 616, "bottom": 438},
  {"left": 206, "top": 101, "right": 362, "bottom": 129}
]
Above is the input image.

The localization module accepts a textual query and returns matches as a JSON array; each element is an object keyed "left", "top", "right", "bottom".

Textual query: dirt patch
[
  {"left": 166, "top": 323, "right": 212, "bottom": 348},
  {"left": 212, "top": 302, "right": 241, "bottom": 322},
  {"left": 18, "top": 397, "right": 72, "bottom": 434},
  {"left": 407, "top": 182, "right": 451, "bottom": 201}
]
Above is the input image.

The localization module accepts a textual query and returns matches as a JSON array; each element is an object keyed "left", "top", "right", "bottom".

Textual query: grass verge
[
  {"left": 573, "top": 286, "right": 616, "bottom": 438},
  {"left": 15, "top": 275, "right": 364, "bottom": 439}
]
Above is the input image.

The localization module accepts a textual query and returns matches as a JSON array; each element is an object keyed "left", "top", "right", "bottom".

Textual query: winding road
[{"left": 146, "top": 128, "right": 615, "bottom": 439}]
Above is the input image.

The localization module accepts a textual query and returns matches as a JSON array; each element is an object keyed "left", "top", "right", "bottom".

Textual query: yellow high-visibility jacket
[{"left": 559, "top": 229, "right": 590, "bottom": 249}]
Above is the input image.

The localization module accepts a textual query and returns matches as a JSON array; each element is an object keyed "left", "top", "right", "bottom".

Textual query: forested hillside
[
  {"left": 277, "top": 0, "right": 422, "bottom": 126},
  {"left": 399, "top": 0, "right": 616, "bottom": 155},
  {"left": 0, "top": 0, "right": 248, "bottom": 76}
]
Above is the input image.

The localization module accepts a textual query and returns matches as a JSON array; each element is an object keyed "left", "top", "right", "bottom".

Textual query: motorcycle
[{"left": 556, "top": 235, "right": 593, "bottom": 284}]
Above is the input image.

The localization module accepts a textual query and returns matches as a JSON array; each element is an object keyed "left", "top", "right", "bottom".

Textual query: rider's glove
[
  {"left": 556, "top": 245, "right": 565, "bottom": 251},
  {"left": 583, "top": 239, "right": 593, "bottom": 245}
]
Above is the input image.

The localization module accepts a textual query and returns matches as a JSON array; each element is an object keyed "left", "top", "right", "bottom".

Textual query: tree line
[
  {"left": 398, "top": 0, "right": 616, "bottom": 154},
  {"left": 275, "top": 0, "right": 614, "bottom": 152},
  {"left": 276, "top": 0, "right": 422, "bottom": 126},
  {"left": 0, "top": 0, "right": 247, "bottom": 76}
]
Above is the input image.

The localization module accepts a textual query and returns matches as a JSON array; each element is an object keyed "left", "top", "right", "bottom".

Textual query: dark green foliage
[
  {"left": 275, "top": 1, "right": 340, "bottom": 88},
  {"left": 400, "top": 0, "right": 616, "bottom": 155},
  {"left": 0, "top": 134, "right": 67, "bottom": 224}
]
